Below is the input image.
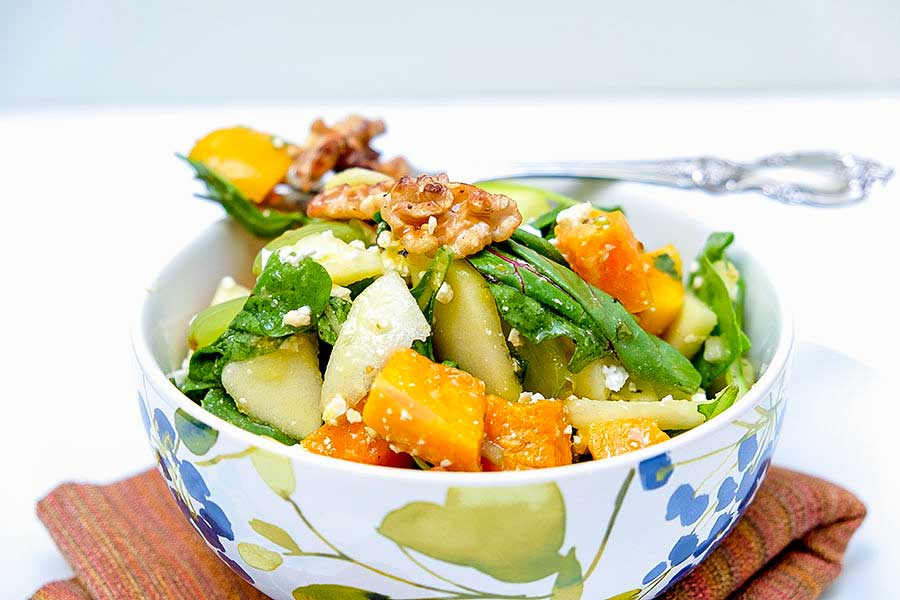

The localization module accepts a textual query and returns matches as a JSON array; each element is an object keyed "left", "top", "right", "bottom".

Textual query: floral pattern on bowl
[{"left": 138, "top": 363, "right": 787, "bottom": 600}]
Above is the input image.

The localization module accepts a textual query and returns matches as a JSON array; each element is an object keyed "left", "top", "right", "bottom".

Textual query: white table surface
[{"left": 2, "top": 97, "right": 897, "bottom": 598}]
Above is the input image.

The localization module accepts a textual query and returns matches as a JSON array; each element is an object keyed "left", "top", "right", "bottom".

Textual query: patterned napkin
[{"left": 31, "top": 466, "right": 865, "bottom": 600}]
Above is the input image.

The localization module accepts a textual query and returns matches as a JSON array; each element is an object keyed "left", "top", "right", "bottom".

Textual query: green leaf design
[
  {"left": 250, "top": 519, "right": 302, "bottom": 554},
  {"left": 251, "top": 449, "right": 296, "bottom": 499},
  {"left": 293, "top": 585, "right": 388, "bottom": 600},
  {"left": 378, "top": 483, "right": 566, "bottom": 583},
  {"left": 180, "top": 155, "right": 309, "bottom": 238},
  {"left": 604, "top": 590, "right": 642, "bottom": 600},
  {"left": 173, "top": 409, "right": 219, "bottom": 455},
  {"left": 552, "top": 548, "right": 584, "bottom": 600},
  {"left": 237, "top": 542, "right": 283, "bottom": 571}
]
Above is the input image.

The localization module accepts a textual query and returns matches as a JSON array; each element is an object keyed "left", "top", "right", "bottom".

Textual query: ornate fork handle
[{"left": 475, "top": 152, "right": 893, "bottom": 207}]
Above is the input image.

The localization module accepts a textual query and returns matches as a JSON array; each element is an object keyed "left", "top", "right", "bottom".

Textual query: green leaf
[
  {"left": 652, "top": 253, "right": 679, "bottom": 280},
  {"left": 173, "top": 408, "right": 219, "bottom": 455},
  {"left": 179, "top": 155, "right": 308, "bottom": 237},
  {"left": 378, "top": 483, "right": 566, "bottom": 583},
  {"left": 249, "top": 519, "right": 302, "bottom": 554},
  {"left": 409, "top": 246, "right": 454, "bottom": 361},
  {"left": 316, "top": 297, "right": 352, "bottom": 345},
  {"left": 293, "top": 585, "right": 388, "bottom": 600},
  {"left": 472, "top": 243, "right": 700, "bottom": 392},
  {"left": 251, "top": 448, "right": 296, "bottom": 499},
  {"left": 200, "top": 389, "right": 297, "bottom": 445},
  {"left": 698, "top": 384, "right": 739, "bottom": 420},
  {"left": 690, "top": 233, "right": 751, "bottom": 387},
  {"left": 183, "top": 256, "right": 332, "bottom": 396},
  {"left": 552, "top": 548, "right": 584, "bottom": 600},
  {"left": 237, "top": 542, "right": 283, "bottom": 571},
  {"left": 484, "top": 281, "right": 607, "bottom": 372},
  {"left": 411, "top": 456, "right": 433, "bottom": 470},
  {"left": 510, "top": 228, "right": 567, "bottom": 264}
]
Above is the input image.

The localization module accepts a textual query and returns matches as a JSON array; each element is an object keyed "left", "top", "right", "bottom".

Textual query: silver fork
[{"left": 460, "top": 151, "right": 893, "bottom": 207}]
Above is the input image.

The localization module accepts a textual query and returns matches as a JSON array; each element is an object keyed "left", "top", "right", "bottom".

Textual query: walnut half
[
  {"left": 286, "top": 115, "right": 410, "bottom": 191},
  {"left": 381, "top": 174, "right": 522, "bottom": 257},
  {"left": 307, "top": 180, "right": 394, "bottom": 220}
]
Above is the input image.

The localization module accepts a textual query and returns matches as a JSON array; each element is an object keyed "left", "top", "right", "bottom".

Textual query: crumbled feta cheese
[
  {"left": 364, "top": 426, "right": 378, "bottom": 439},
  {"left": 345, "top": 408, "right": 363, "bottom": 424},
  {"left": 376, "top": 230, "right": 394, "bottom": 249},
  {"left": 517, "top": 391, "right": 547, "bottom": 403},
  {"left": 400, "top": 409, "right": 412, "bottom": 421},
  {"left": 692, "top": 275, "right": 705, "bottom": 289},
  {"left": 548, "top": 237, "right": 559, "bottom": 247},
  {"left": 507, "top": 328, "right": 523, "bottom": 348},
  {"left": 282, "top": 305, "right": 312, "bottom": 327},
  {"left": 439, "top": 459, "right": 452, "bottom": 468},
  {"left": 691, "top": 391, "right": 708, "bottom": 402},
  {"left": 601, "top": 363, "right": 629, "bottom": 392},
  {"left": 660, "top": 394, "right": 675, "bottom": 403},
  {"left": 702, "top": 336, "right": 726, "bottom": 363},
  {"left": 331, "top": 285, "right": 352, "bottom": 300},
  {"left": 348, "top": 239, "right": 366, "bottom": 249},
  {"left": 435, "top": 282, "right": 454, "bottom": 304},
  {"left": 572, "top": 435, "right": 582, "bottom": 445},
  {"left": 322, "top": 395, "right": 348, "bottom": 425},
  {"left": 563, "top": 424, "right": 573, "bottom": 435},
  {"left": 556, "top": 203, "right": 597, "bottom": 227},
  {"left": 278, "top": 246, "right": 315, "bottom": 267},
  {"left": 425, "top": 216, "right": 438, "bottom": 234}
]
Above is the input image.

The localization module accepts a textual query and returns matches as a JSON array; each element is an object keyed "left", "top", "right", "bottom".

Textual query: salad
[{"left": 174, "top": 115, "right": 754, "bottom": 472}]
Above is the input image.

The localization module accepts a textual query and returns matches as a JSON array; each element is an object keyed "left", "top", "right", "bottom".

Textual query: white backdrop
[{"left": 3, "top": 0, "right": 900, "bottom": 109}]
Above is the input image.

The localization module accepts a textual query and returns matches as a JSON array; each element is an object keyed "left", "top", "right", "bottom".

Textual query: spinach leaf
[
  {"left": 409, "top": 247, "right": 454, "bottom": 360},
  {"left": 697, "top": 385, "right": 738, "bottom": 420},
  {"left": 509, "top": 228, "right": 567, "bottom": 264},
  {"left": 690, "top": 233, "right": 751, "bottom": 387},
  {"left": 180, "top": 155, "right": 308, "bottom": 238},
  {"left": 201, "top": 389, "right": 297, "bottom": 445},
  {"left": 183, "top": 256, "right": 332, "bottom": 396},
  {"left": 485, "top": 282, "right": 607, "bottom": 372},
  {"left": 317, "top": 297, "right": 352, "bottom": 345},
  {"left": 500, "top": 241, "right": 701, "bottom": 393},
  {"left": 653, "top": 254, "right": 679, "bottom": 280}
]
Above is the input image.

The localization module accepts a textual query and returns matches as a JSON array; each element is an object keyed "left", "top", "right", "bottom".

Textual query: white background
[
  {"left": 3, "top": 1, "right": 900, "bottom": 596},
  {"left": 1, "top": 98, "right": 897, "bottom": 598}
]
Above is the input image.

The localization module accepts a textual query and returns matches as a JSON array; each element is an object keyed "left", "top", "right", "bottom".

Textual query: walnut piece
[
  {"left": 286, "top": 115, "right": 410, "bottom": 191},
  {"left": 307, "top": 180, "right": 394, "bottom": 220},
  {"left": 381, "top": 174, "right": 522, "bottom": 257}
]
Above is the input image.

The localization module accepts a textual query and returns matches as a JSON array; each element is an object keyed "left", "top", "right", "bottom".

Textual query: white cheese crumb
[
  {"left": 345, "top": 408, "right": 363, "bottom": 424},
  {"left": 364, "top": 426, "right": 378, "bottom": 439},
  {"left": 572, "top": 435, "right": 582, "bottom": 445},
  {"left": 691, "top": 391, "right": 707, "bottom": 402},
  {"left": 601, "top": 363, "right": 629, "bottom": 392},
  {"left": 278, "top": 246, "right": 314, "bottom": 266},
  {"left": 507, "top": 328, "right": 523, "bottom": 348},
  {"left": 400, "top": 409, "right": 412, "bottom": 422},
  {"left": 692, "top": 275, "right": 705, "bottom": 289},
  {"left": 425, "top": 215, "right": 438, "bottom": 234},
  {"left": 331, "top": 285, "right": 352, "bottom": 300},
  {"left": 563, "top": 424, "right": 573, "bottom": 435},
  {"left": 517, "top": 391, "right": 547, "bottom": 403},
  {"left": 660, "top": 394, "right": 675, "bottom": 403},
  {"left": 556, "top": 202, "right": 597, "bottom": 227},
  {"left": 282, "top": 305, "right": 312, "bottom": 327},
  {"left": 439, "top": 459, "right": 452, "bottom": 468},
  {"left": 322, "top": 395, "right": 348, "bottom": 425},
  {"left": 376, "top": 230, "right": 394, "bottom": 249},
  {"left": 548, "top": 237, "right": 559, "bottom": 247},
  {"left": 348, "top": 239, "right": 366, "bottom": 249},
  {"left": 435, "top": 282, "right": 454, "bottom": 304}
]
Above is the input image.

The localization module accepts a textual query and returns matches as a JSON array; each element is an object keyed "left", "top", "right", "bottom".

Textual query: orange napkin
[{"left": 31, "top": 466, "right": 865, "bottom": 600}]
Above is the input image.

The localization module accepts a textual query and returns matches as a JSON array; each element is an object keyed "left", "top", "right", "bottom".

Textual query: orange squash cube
[
  {"left": 188, "top": 126, "right": 292, "bottom": 203},
  {"left": 555, "top": 208, "right": 652, "bottom": 313},
  {"left": 586, "top": 418, "right": 670, "bottom": 460},
  {"left": 363, "top": 349, "right": 487, "bottom": 471},
  {"left": 482, "top": 395, "right": 573, "bottom": 471},
  {"left": 301, "top": 404, "right": 413, "bottom": 468},
  {"left": 637, "top": 260, "right": 685, "bottom": 336}
]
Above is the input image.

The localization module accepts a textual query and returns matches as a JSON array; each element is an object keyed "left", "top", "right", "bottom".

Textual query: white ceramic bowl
[{"left": 133, "top": 179, "right": 793, "bottom": 600}]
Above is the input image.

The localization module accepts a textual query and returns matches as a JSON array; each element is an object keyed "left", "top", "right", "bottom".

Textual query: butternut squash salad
[{"left": 174, "top": 116, "right": 754, "bottom": 472}]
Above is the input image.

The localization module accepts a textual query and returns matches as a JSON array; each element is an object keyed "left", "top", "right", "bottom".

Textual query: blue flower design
[
  {"left": 668, "top": 534, "right": 699, "bottom": 566},
  {"left": 665, "top": 484, "right": 709, "bottom": 526},
  {"left": 639, "top": 453, "right": 673, "bottom": 490},
  {"left": 737, "top": 434, "right": 758, "bottom": 471},
  {"left": 642, "top": 561, "right": 667, "bottom": 585},
  {"left": 692, "top": 512, "right": 735, "bottom": 558},
  {"left": 716, "top": 477, "right": 737, "bottom": 511},
  {"left": 138, "top": 394, "right": 152, "bottom": 438},
  {"left": 148, "top": 408, "right": 250, "bottom": 583}
]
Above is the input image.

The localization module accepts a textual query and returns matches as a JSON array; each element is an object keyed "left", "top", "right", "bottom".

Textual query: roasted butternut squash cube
[
  {"left": 555, "top": 207, "right": 652, "bottom": 313},
  {"left": 363, "top": 349, "right": 487, "bottom": 471},
  {"left": 637, "top": 257, "right": 685, "bottom": 336},
  {"left": 188, "top": 126, "right": 292, "bottom": 203},
  {"left": 586, "top": 417, "right": 669, "bottom": 460},
  {"left": 301, "top": 412, "right": 413, "bottom": 468},
  {"left": 482, "top": 395, "right": 572, "bottom": 471}
]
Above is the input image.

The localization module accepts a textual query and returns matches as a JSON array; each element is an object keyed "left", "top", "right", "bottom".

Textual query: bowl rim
[{"left": 132, "top": 217, "right": 794, "bottom": 485}]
